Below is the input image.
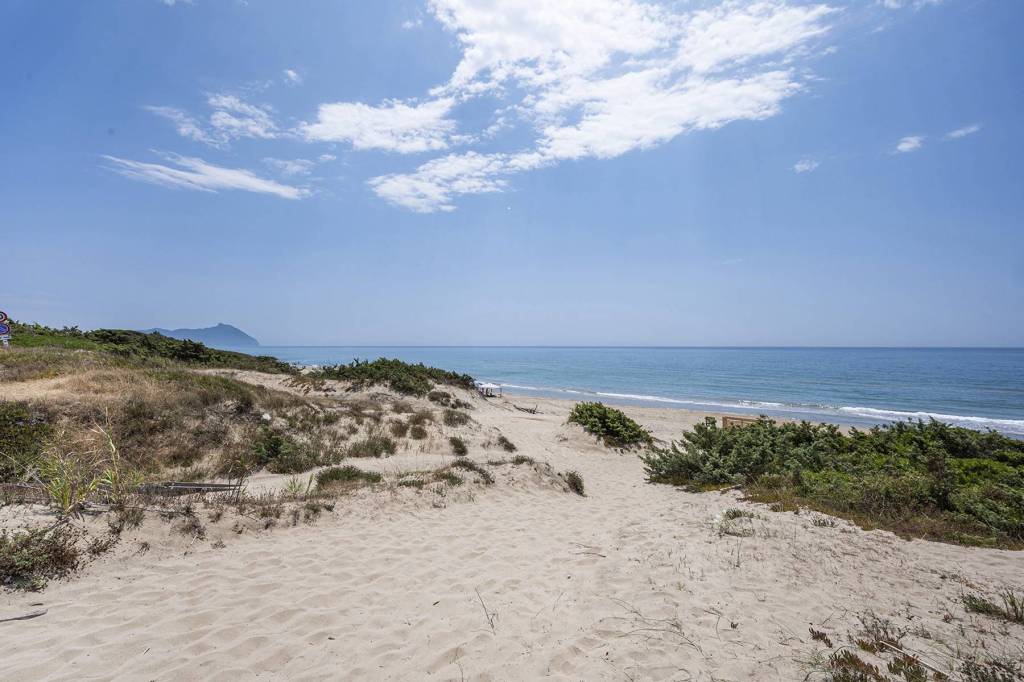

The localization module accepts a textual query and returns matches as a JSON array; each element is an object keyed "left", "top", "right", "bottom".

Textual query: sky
[{"left": 2, "top": 0, "right": 1022, "bottom": 346}]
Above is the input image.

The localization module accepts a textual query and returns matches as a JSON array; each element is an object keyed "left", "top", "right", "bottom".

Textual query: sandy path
[{"left": 3, "top": 395, "right": 1023, "bottom": 680}]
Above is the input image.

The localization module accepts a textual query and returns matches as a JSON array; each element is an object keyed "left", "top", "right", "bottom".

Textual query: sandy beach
[{"left": 3, "top": 373, "right": 1022, "bottom": 681}]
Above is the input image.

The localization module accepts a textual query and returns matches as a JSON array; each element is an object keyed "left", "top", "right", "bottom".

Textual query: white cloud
[
  {"left": 104, "top": 152, "right": 308, "bottom": 199},
  {"left": 944, "top": 123, "right": 981, "bottom": 140},
  {"left": 361, "top": 0, "right": 835, "bottom": 211},
  {"left": 263, "top": 158, "right": 316, "bottom": 177},
  {"left": 301, "top": 98, "right": 457, "bottom": 153},
  {"left": 793, "top": 158, "right": 819, "bottom": 173},
  {"left": 894, "top": 135, "right": 924, "bottom": 154},
  {"left": 401, "top": 18, "right": 423, "bottom": 29},
  {"left": 143, "top": 106, "right": 215, "bottom": 145},
  {"left": 159, "top": 0, "right": 193, "bottom": 5},
  {"left": 283, "top": 69, "right": 302, "bottom": 85},
  {"left": 145, "top": 94, "right": 278, "bottom": 147}
]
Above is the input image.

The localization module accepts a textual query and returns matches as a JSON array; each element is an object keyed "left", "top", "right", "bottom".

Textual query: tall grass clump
[
  {"left": 310, "top": 358, "right": 474, "bottom": 396},
  {"left": 567, "top": 402, "right": 652, "bottom": 449},
  {"left": 642, "top": 417, "right": 1024, "bottom": 548},
  {"left": 345, "top": 432, "right": 397, "bottom": 458},
  {"left": 0, "top": 401, "right": 51, "bottom": 482}
]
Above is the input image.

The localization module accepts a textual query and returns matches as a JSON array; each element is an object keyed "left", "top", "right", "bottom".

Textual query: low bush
[
  {"left": 511, "top": 454, "right": 535, "bottom": 465},
  {"left": 409, "top": 424, "right": 428, "bottom": 440},
  {"left": 443, "top": 409, "right": 471, "bottom": 428},
  {"left": 449, "top": 436, "right": 468, "bottom": 456},
  {"left": 315, "top": 465, "right": 383, "bottom": 489},
  {"left": 496, "top": 435, "right": 517, "bottom": 452},
  {"left": 448, "top": 459, "right": 494, "bottom": 485},
  {"left": 311, "top": 358, "right": 475, "bottom": 396},
  {"left": 564, "top": 470, "right": 585, "bottom": 496},
  {"left": 0, "top": 525, "right": 81, "bottom": 590},
  {"left": 389, "top": 420, "right": 410, "bottom": 438},
  {"left": 251, "top": 427, "right": 317, "bottom": 474},
  {"left": 345, "top": 432, "right": 397, "bottom": 458},
  {"left": 567, "top": 402, "right": 652, "bottom": 449},
  {"left": 642, "top": 417, "right": 1024, "bottom": 548}
]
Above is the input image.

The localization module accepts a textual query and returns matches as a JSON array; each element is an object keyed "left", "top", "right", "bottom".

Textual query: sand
[{"left": 3, "top": 386, "right": 1023, "bottom": 681}]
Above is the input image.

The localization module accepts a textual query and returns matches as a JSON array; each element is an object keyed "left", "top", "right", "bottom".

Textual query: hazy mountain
[{"left": 142, "top": 323, "right": 260, "bottom": 348}]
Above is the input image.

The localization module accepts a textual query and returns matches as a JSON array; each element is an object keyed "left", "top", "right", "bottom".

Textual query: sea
[{"left": 227, "top": 346, "right": 1024, "bottom": 437}]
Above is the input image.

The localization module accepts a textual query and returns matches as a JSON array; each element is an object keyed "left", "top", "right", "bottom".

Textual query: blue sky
[{"left": 2, "top": 0, "right": 1022, "bottom": 346}]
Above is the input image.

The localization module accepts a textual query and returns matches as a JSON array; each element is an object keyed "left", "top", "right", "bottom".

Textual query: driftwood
[
  {"left": 0, "top": 608, "right": 47, "bottom": 624},
  {"left": 513, "top": 404, "right": 540, "bottom": 414}
]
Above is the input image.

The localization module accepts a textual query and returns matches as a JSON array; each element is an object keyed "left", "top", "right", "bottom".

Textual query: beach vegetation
[
  {"left": 564, "top": 470, "right": 585, "bottom": 496},
  {"left": 0, "top": 401, "right": 51, "bottom": 482},
  {"left": 250, "top": 427, "right": 317, "bottom": 474},
  {"left": 310, "top": 358, "right": 474, "bottom": 396},
  {"left": 345, "top": 432, "right": 397, "bottom": 458},
  {"left": 511, "top": 454, "right": 535, "bottom": 465},
  {"left": 963, "top": 589, "right": 1024, "bottom": 624},
  {"left": 315, "top": 465, "right": 383, "bottom": 490},
  {"left": 443, "top": 409, "right": 471, "bottom": 427},
  {"left": 0, "top": 525, "right": 82, "bottom": 590},
  {"left": 409, "top": 424, "right": 428, "bottom": 440},
  {"left": 449, "top": 436, "right": 468, "bottom": 456},
  {"left": 434, "top": 470, "right": 463, "bottom": 487},
  {"left": 448, "top": 459, "right": 494, "bottom": 485},
  {"left": 567, "top": 402, "right": 652, "bottom": 449},
  {"left": 496, "top": 435, "right": 517, "bottom": 452},
  {"left": 642, "top": 417, "right": 1024, "bottom": 548}
]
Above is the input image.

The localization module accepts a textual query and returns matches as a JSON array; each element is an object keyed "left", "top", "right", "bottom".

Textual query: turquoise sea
[{"left": 229, "top": 346, "right": 1024, "bottom": 436}]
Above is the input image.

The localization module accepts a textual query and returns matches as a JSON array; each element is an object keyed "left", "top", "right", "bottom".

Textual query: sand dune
[{"left": 3, "top": 391, "right": 1023, "bottom": 680}]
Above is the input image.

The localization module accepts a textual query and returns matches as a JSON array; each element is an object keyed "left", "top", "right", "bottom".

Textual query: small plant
[
  {"left": 809, "top": 627, "right": 833, "bottom": 648},
  {"left": 567, "top": 402, "right": 651, "bottom": 449},
  {"left": 428, "top": 390, "right": 452, "bottom": 406},
  {"left": 963, "top": 589, "right": 1024, "bottom": 624},
  {"left": 175, "top": 515, "right": 206, "bottom": 540},
  {"left": 38, "top": 449, "right": 99, "bottom": 518},
  {"left": 496, "top": 435, "right": 517, "bottom": 452},
  {"left": 443, "top": 409, "right": 471, "bottom": 427},
  {"left": 389, "top": 420, "right": 410, "bottom": 438},
  {"left": 345, "top": 432, "right": 397, "bottom": 458},
  {"left": 812, "top": 515, "right": 837, "bottom": 528},
  {"left": 408, "top": 410, "right": 434, "bottom": 426},
  {"left": 723, "top": 508, "right": 756, "bottom": 520},
  {"left": 409, "top": 424, "right": 428, "bottom": 440},
  {"left": 511, "top": 454, "right": 535, "bottom": 465},
  {"left": 250, "top": 427, "right": 316, "bottom": 474},
  {"left": 315, "top": 465, "right": 383, "bottom": 490},
  {"left": 0, "top": 525, "right": 81, "bottom": 590},
  {"left": 284, "top": 474, "right": 314, "bottom": 498},
  {"left": 449, "top": 459, "right": 494, "bottom": 485},
  {"left": 564, "top": 470, "right": 585, "bottom": 496},
  {"left": 434, "top": 470, "right": 463, "bottom": 487},
  {"left": 397, "top": 477, "right": 425, "bottom": 488},
  {"left": 449, "top": 436, "right": 468, "bottom": 456}
]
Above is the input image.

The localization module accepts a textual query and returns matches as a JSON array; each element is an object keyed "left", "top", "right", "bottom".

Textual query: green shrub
[
  {"left": 251, "top": 427, "right": 317, "bottom": 474},
  {"left": 0, "top": 525, "right": 81, "bottom": 590},
  {"left": 449, "top": 436, "right": 468, "bottom": 456},
  {"left": 0, "top": 402, "right": 51, "bottom": 482},
  {"left": 443, "top": 409, "right": 471, "bottom": 427},
  {"left": 567, "top": 402, "right": 652, "bottom": 449},
  {"left": 311, "top": 358, "right": 474, "bottom": 396},
  {"left": 511, "top": 454, "right": 535, "bottom": 465},
  {"left": 448, "top": 459, "right": 494, "bottom": 485},
  {"left": 496, "top": 435, "right": 517, "bottom": 452},
  {"left": 315, "top": 465, "right": 382, "bottom": 489},
  {"left": 564, "top": 471, "right": 585, "bottom": 496},
  {"left": 345, "top": 433, "right": 397, "bottom": 458},
  {"left": 642, "top": 417, "right": 1024, "bottom": 548}
]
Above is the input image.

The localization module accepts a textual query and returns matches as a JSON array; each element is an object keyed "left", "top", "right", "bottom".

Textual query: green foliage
[
  {"left": 443, "top": 409, "right": 471, "bottom": 427},
  {"left": 315, "top": 465, "right": 382, "bottom": 489},
  {"left": 311, "top": 358, "right": 475, "bottom": 396},
  {"left": 0, "top": 525, "right": 81, "bottom": 590},
  {"left": 345, "top": 432, "right": 397, "bottom": 458},
  {"left": 963, "top": 589, "right": 1024, "bottom": 624},
  {"left": 642, "top": 417, "right": 1024, "bottom": 547},
  {"left": 250, "top": 427, "right": 317, "bottom": 474},
  {"left": 448, "top": 458, "right": 494, "bottom": 484},
  {"left": 7, "top": 321, "right": 292, "bottom": 374},
  {"left": 0, "top": 402, "right": 51, "bottom": 482},
  {"left": 564, "top": 470, "right": 585, "bottom": 496},
  {"left": 449, "top": 436, "right": 468, "bottom": 456},
  {"left": 567, "top": 402, "right": 652, "bottom": 449}
]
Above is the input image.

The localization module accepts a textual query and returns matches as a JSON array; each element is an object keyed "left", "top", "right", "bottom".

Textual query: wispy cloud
[
  {"left": 879, "top": 0, "right": 943, "bottom": 9},
  {"left": 894, "top": 135, "right": 924, "bottom": 154},
  {"left": 283, "top": 69, "right": 302, "bottom": 85},
  {"left": 793, "top": 158, "right": 820, "bottom": 173},
  {"left": 103, "top": 152, "right": 308, "bottom": 199},
  {"left": 145, "top": 93, "right": 278, "bottom": 147},
  {"left": 301, "top": 98, "right": 457, "bottom": 153},
  {"left": 944, "top": 123, "right": 982, "bottom": 140},
  {"left": 348, "top": 0, "right": 836, "bottom": 211}
]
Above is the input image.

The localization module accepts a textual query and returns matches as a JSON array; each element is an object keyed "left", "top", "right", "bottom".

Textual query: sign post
[{"left": 0, "top": 311, "right": 10, "bottom": 350}]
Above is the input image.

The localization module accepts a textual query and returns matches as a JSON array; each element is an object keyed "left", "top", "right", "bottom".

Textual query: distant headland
[{"left": 141, "top": 323, "right": 259, "bottom": 347}]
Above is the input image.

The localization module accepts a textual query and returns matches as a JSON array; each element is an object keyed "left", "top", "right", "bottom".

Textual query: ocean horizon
[{"left": 228, "top": 345, "right": 1024, "bottom": 437}]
